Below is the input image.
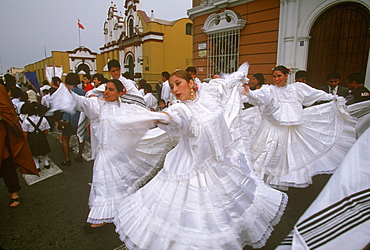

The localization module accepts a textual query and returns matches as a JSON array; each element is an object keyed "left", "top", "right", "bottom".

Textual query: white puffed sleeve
[
  {"left": 72, "top": 94, "right": 101, "bottom": 120},
  {"left": 295, "top": 82, "right": 334, "bottom": 106},
  {"left": 157, "top": 103, "right": 192, "bottom": 136},
  {"left": 246, "top": 84, "right": 273, "bottom": 106}
]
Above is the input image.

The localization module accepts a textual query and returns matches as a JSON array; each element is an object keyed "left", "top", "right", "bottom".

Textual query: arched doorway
[
  {"left": 307, "top": 3, "right": 370, "bottom": 88},
  {"left": 76, "top": 63, "right": 90, "bottom": 75},
  {"left": 126, "top": 55, "right": 134, "bottom": 80}
]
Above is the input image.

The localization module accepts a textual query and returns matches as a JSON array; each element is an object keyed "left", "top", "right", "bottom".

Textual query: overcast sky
[{"left": 0, "top": 0, "right": 192, "bottom": 74}]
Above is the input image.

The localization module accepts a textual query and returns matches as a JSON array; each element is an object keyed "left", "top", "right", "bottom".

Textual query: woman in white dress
[
  {"left": 244, "top": 65, "right": 356, "bottom": 189},
  {"left": 50, "top": 78, "right": 174, "bottom": 231},
  {"left": 114, "top": 64, "right": 287, "bottom": 249}
]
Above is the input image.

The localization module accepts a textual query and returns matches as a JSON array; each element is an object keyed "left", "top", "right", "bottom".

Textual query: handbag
[{"left": 57, "top": 120, "right": 74, "bottom": 134}]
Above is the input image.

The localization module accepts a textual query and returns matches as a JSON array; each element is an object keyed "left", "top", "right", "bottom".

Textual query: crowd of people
[{"left": 1, "top": 60, "right": 369, "bottom": 249}]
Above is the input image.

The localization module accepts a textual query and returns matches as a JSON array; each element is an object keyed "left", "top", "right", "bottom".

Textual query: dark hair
[
  {"left": 51, "top": 77, "right": 62, "bottom": 86},
  {"left": 42, "top": 80, "right": 49, "bottom": 86},
  {"left": 158, "top": 99, "right": 167, "bottom": 106},
  {"left": 92, "top": 73, "right": 105, "bottom": 82},
  {"left": 108, "top": 79, "right": 125, "bottom": 92},
  {"left": 346, "top": 73, "right": 364, "bottom": 84},
  {"left": 83, "top": 74, "right": 91, "bottom": 80},
  {"left": 19, "top": 91, "right": 28, "bottom": 102},
  {"left": 122, "top": 72, "right": 131, "bottom": 80},
  {"left": 65, "top": 73, "right": 80, "bottom": 86},
  {"left": 101, "top": 78, "right": 109, "bottom": 84},
  {"left": 144, "top": 84, "right": 152, "bottom": 92},
  {"left": 326, "top": 72, "right": 340, "bottom": 80},
  {"left": 108, "top": 59, "right": 120, "bottom": 70},
  {"left": 138, "top": 79, "right": 148, "bottom": 87},
  {"left": 11, "top": 87, "right": 24, "bottom": 98},
  {"left": 42, "top": 89, "right": 50, "bottom": 94},
  {"left": 185, "top": 66, "right": 197, "bottom": 74},
  {"left": 253, "top": 73, "right": 265, "bottom": 85},
  {"left": 162, "top": 71, "right": 170, "bottom": 80},
  {"left": 295, "top": 70, "right": 308, "bottom": 79},
  {"left": 23, "top": 102, "right": 47, "bottom": 116},
  {"left": 273, "top": 65, "right": 290, "bottom": 75},
  {"left": 170, "top": 70, "right": 193, "bottom": 83},
  {"left": 4, "top": 74, "right": 16, "bottom": 85}
]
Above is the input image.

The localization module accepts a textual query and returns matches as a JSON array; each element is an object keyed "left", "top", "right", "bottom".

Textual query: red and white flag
[{"left": 78, "top": 19, "right": 85, "bottom": 29}]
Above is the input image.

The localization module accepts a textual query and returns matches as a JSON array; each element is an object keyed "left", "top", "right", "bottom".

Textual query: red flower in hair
[{"left": 193, "top": 83, "right": 199, "bottom": 91}]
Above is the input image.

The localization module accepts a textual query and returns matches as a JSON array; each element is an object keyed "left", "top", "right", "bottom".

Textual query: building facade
[
  {"left": 24, "top": 0, "right": 193, "bottom": 85},
  {"left": 100, "top": 0, "right": 193, "bottom": 83},
  {"left": 188, "top": 0, "right": 370, "bottom": 88},
  {"left": 24, "top": 47, "right": 99, "bottom": 83}
]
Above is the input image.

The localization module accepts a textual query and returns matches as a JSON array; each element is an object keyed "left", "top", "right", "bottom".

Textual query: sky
[{"left": 0, "top": 0, "right": 192, "bottom": 74}]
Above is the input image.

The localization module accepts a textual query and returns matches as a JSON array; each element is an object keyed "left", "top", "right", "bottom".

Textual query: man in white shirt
[
  {"left": 160, "top": 71, "right": 172, "bottom": 105},
  {"left": 143, "top": 84, "right": 157, "bottom": 111},
  {"left": 108, "top": 59, "right": 145, "bottom": 107},
  {"left": 186, "top": 66, "right": 202, "bottom": 84}
]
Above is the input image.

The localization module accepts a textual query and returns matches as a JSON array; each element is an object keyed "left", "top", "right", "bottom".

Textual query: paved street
[{"left": 0, "top": 134, "right": 331, "bottom": 250}]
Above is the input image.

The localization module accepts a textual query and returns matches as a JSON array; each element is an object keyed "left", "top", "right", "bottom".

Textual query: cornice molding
[{"left": 187, "top": 0, "right": 254, "bottom": 20}]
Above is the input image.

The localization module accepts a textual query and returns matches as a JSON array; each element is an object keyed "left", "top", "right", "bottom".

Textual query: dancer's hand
[
  {"left": 243, "top": 84, "right": 249, "bottom": 95},
  {"left": 155, "top": 111, "right": 171, "bottom": 125}
]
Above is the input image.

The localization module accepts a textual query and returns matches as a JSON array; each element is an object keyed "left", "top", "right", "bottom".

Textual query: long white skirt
[
  {"left": 252, "top": 101, "right": 356, "bottom": 189},
  {"left": 114, "top": 137, "right": 287, "bottom": 249},
  {"left": 87, "top": 128, "right": 176, "bottom": 224}
]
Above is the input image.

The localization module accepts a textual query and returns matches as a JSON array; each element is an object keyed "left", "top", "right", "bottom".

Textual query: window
[
  {"left": 186, "top": 23, "right": 192, "bottom": 35},
  {"left": 128, "top": 18, "right": 134, "bottom": 37},
  {"left": 208, "top": 30, "right": 240, "bottom": 76},
  {"left": 202, "top": 10, "right": 246, "bottom": 78}
]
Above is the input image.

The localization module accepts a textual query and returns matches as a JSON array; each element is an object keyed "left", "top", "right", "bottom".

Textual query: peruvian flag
[{"left": 78, "top": 19, "right": 85, "bottom": 29}]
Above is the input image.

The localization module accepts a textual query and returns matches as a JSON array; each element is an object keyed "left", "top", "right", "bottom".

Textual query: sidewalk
[{"left": 0, "top": 133, "right": 330, "bottom": 249}]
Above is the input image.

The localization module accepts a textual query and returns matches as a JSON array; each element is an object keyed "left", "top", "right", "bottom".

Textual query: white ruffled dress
[
  {"left": 246, "top": 82, "right": 356, "bottom": 189},
  {"left": 50, "top": 84, "right": 176, "bottom": 224},
  {"left": 114, "top": 67, "right": 287, "bottom": 249}
]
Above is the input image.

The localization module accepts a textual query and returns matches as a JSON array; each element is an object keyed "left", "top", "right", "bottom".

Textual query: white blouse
[{"left": 247, "top": 82, "right": 334, "bottom": 125}]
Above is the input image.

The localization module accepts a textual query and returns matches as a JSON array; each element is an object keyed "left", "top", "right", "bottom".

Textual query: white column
[
  {"left": 296, "top": 36, "right": 311, "bottom": 70},
  {"left": 277, "top": 0, "right": 287, "bottom": 66},
  {"left": 283, "top": 0, "right": 298, "bottom": 69}
]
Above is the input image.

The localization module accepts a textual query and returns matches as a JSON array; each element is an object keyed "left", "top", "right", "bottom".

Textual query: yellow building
[
  {"left": 24, "top": 0, "right": 193, "bottom": 86},
  {"left": 24, "top": 48, "right": 98, "bottom": 83},
  {"left": 100, "top": 0, "right": 193, "bottom": 83}
]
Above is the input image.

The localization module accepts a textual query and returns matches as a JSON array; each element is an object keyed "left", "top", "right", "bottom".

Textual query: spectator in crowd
[
  {"left": 319, "top": 72, "right": 349, "bottom": 97},
  {"left": 345, "top": 73, "right": 370, "bottom": 105},
  {"left": 21, "top": 102, "right": 51, "bottom": 172},
  {"left": 160, "top": 71, "right": 171, "bottom": 104},
  {"left": 108, "top": 59, "right": 145, "bottom": 107},
  {"left": 185, "top": 66, "right": 202, "bottom": 84},
  {"left": 156, "top": 99, "right": 167, "bottom": 112},
  {"left": 0, "top": 84, "right": 38, "bottom": 208},
  {"left": 295, "top": 70, "right": 308, "bottom": 84},
  {"left": 60, "top": 73, "right": 85, "bottom": 166},
  {"left": 143, "top": 84, "right": 157, "bottom": 111},
  {"left": 83, "top": 74, "right": 94, "bottom": 92}
]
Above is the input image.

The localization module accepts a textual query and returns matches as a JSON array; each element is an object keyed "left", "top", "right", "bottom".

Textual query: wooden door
[{"left": 307, "top": 3, "right": 370, "bottom": 88}]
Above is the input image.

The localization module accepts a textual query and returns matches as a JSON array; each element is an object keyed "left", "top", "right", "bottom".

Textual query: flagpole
[{"left": 78, "top": 18, "right": 81, "bottom": 47}]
